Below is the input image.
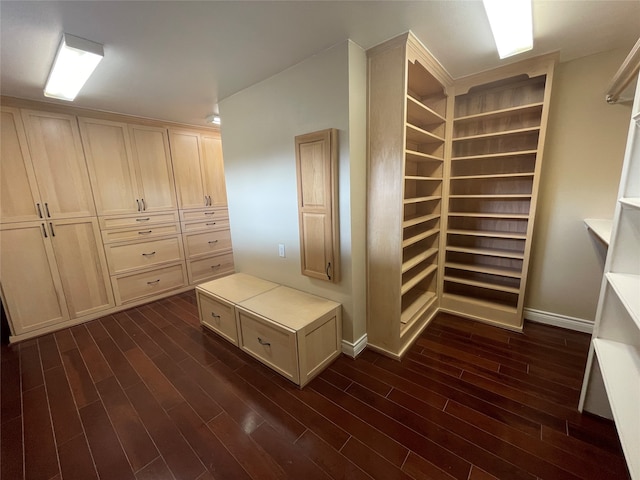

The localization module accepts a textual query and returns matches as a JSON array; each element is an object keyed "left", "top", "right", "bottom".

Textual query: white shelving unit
[
  {"left": 579, "top": 73, "right": 640, "bottom": 479},
  {"left": 584, "top": 218, "right": 613, "bottom": 245}
]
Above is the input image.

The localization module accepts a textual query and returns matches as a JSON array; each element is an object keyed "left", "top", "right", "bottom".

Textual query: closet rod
[{"left": 606, "top": 36, "right": 640, "bottom": 104}]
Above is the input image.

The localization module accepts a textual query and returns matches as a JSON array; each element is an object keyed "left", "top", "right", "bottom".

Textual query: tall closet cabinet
[{"left": 367, "top": 32, "right": 556, "bottom": 358}]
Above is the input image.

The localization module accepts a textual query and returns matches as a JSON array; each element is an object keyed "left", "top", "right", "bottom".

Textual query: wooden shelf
[
  {"left": 450, "top": 172, "right": 534, "bottom": 180},
  {"left": 606, "top": 273, "right": 640, "bottom": 330},
  {"left": 584, "top": 218, "right": 613, "bottom": 245},
  {"left": 446, "top": 245, "right": 525, "bottom": 260},
  {"left": 401, "top": 289, "right": 437, "bottom": 325},
  {"left": 446, "top": 262, "right": 522, "bottom": 279},
  {"left": 451, "top": 150, "right": 538, "bottom": 162},
  {"left": 448, "top": 212, "right": 529, "bottom": 219},
  {"left": 403, "top": 212, "right": 440, "bottom": 228},
  {"left": 406, "top": 123, "right": 445, "bottom": 145},
  {"left": 449, "top": 194, "right": 532, "bottom": 199},
  {"left": 442, "top": 292, "right": 518, "bottom": 314},
  {"left": 402, "top": 247, "right": 438, "bottom": 274},
  {"left": 402, "top": 263, "right": 438, "bottom": 295},
  {"left": 403, "top": 195, "right": 441, "bottom": 204},
  {"left": 405, "top": 149, "right": 444, "bottom": 163},
  {"left": 592, "top": 338, "right": 640, "bottom": 480},
  {"left": 453, "top": 126, "right": 540, "bottom": 142},
  {"left": 447, "top": 229, "right": 527, "bottom": 240},
  {"left": 454, "top": 102, "right": 544, "bottom": 123},
  {"left": 405, "top": 175, "right": 442, "bottom": 181},
  {"left": 406, "top": 95, "right": 445, "bottom": 124},
  {"left": 620, "top": 197, "right": 640, "bottom": 209},
  {"left": 444, "top": 275, "right": 520, "bottom": 294},
  {"left": 403, "top": 227, "right": 439, "bottom": 248}
]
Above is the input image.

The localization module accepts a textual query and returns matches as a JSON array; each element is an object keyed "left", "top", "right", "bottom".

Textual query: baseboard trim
[
  {"left": 342, "top": 333, "right": 368, "bottom": 358},
  {"left": 524, "top": 308, "right": 594, "bottom": 334}
]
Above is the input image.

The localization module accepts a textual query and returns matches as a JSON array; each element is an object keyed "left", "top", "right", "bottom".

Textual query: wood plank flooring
[{"left": 1, "top": 291, "right": 631, "bottom": 480}]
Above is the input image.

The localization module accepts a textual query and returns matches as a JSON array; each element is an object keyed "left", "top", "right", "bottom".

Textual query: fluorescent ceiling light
[
  {"left": 206, "top": 114, "right": 221, "bottom": 125},
  {"left": 44, "top": 33, "right": 104, "bottom": 101},
  {"left": 482, "top": 0, "right": 533, "bottom": 59}
]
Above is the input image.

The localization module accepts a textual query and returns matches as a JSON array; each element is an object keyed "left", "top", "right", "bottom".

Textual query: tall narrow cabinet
[
  {"left": 367, "top": 32, "right": 453, "bottom": 358},
  {"left": 579, "top": 74, "right": 640, "bottom": 480}
]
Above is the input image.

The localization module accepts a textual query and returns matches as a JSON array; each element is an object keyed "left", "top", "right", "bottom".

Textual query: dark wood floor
[{"left": 0, "top": 291, "right": 630, "bottom": 480}]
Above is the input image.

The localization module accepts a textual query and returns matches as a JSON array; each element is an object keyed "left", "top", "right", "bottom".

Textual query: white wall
[
  {"left": 219, "top": 40, "right": 367, "bottom": 345},
  {"left": 526, "top": 48, "right": 633, "bottom": 324}
]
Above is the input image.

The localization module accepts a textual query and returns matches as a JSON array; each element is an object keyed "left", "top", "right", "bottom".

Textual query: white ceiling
[{"left": 1, "top": 1, "right": 639, "bottom": 127}]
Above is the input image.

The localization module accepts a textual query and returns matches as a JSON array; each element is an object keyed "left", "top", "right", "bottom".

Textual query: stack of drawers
[
  {"left": 180, "top": 206, "right": 235, "bottom": 284},
  {"left": 100, "top": 212, "right": 188, "bottom": 304}
]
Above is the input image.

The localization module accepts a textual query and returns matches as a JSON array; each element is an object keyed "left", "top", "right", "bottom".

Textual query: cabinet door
[
  {"left": 295, "top": 129, "right": 339, "bottom": 282},
  {"left": 21, "top": 110, "right": 96, "bottom": 219},
  {"left": 0, "top": 107, "right": 42, "bottom": 223},
  {"left": 129, "top": 125, "right": 178, "bottom": 212},
  {"left": 0, "top": 222, "right": 69, "bottom": 335},
  {"left": 79, "top": 117, "right": 139, "bottom": 216},
  {"left": 201, "top": 134, "right": 228, "bottom": 207},
  {"left": 169, "top": 129, "right": 206, "bottom": 209},
  {"left": 49, "top": 218, "right": 115, "bottom": 318}
]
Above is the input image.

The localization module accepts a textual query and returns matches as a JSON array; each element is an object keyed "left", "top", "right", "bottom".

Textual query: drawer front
[
  {"left": 181, "top": 218, "right": 230, "bottom": 233},
  {"left": 198, "top": 293, "right": 238, "bottom": 345},
  {"left": 99, "top": 212, "right": 179, "bottom": 230},
  {"left": 237, "top": 309, "right": 299, "bottom": 383},
  {"left": 188, "top": 252, "right": 235, "bottom": 284},
  {"left": 184, "top": 229, "right": 232, "bottom": 259},
  {"left": 113, "top": 262, "right": 187, "bottom": 304},
  {"left": 180, "top": 208, "right": 228, "bottom": 222},
  {"left": 105, "top": 236, "right": 184, "bottom": 274},
  {"left": 102, "top": 223, "right": 180, "bottom": 244}
]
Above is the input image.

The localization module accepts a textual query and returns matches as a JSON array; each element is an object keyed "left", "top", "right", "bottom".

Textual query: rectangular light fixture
[
  {"left": 482, "top": 0, "right": 533, "bottom": 59},
  {"left": 206, "top": 114, "right": 221, "bottom": 125},
  {"left": 44, "top": 33, "right": 104, "bottom": 101}
]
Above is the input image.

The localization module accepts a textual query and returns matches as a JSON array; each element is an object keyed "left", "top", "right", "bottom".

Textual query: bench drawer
[{"left": 198, "top": 293, "right": 238, "bottom": 345}]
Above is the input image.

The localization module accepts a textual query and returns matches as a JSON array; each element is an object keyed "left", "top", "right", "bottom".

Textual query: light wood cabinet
[
  {"left": 169, "top": 129, "right": 228, "bottom": 209},
  {"left": 295, "top": 129, "right": 339, "bottom": 282},
  {"left": 1, "top": 108, "right": 96, "bottom": 223},
  {"left": 79, "top": 118, "right": 177, "bottom": 216},
  {"left": 0, "top": 218, "right": 113, "bottom": 335}
]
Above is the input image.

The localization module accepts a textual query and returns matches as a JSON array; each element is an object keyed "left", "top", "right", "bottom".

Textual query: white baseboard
[
  {"left": 342, "top": 333, "right": 367, "bottom": 358},
  {"left": 524, "top": 308, "right": 594, "bottom": 334}
]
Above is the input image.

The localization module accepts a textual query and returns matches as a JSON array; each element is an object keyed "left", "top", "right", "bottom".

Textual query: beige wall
[
  {"left": 526, "top": 48, "right": 633, "bottom": 324},
  {"left": 218, "top": 41, "right": 368, "bottom": 345}
]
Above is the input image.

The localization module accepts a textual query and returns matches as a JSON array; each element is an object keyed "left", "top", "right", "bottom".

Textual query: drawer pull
[
  {"left": 257, "top": 337, "right": 271, "bottom": 347},
  {"left": 208, "top": 240, "right": 219, "bottom": 244},
  {"left": 147, "top": 279, "right": 160, "bottom": 285},
  {"left": 206, "top": 222, "right": 216, "bottom": 226},
  {"left": 204, "top": 212, "right": 215, "bottom": 216},
  {"left": 211, "top": 313, "right": 221, "bottom": 322},
  {"left": 45, "top": 203, "right": 51, "bottom": 218},
  {"left": 138, "top": 230, "right": 153, "bottom": 235},
  {"left": 136, "top": 218, "right": 150, "bottom": 222},
  {"left": 142, "top": 251, "right": 156, "bottom": 257},
  {"left": 37, "top": 203, "right": 43, "bottom": 219},
  {"left": 210, "top": 264, "right": 222, "bottom": 269}
]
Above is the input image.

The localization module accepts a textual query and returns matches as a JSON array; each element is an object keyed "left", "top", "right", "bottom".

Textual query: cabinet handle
[
  {"left": 37, "top": 203, "right": 43, "bottom": 219},
  {"left": 210, "top": 312, "right": 221, "bottom": 322},
  {"left": 41, "top": 223, "right": 48, "bottom": 238},
  {"left": 326, "top": 262, "right": 332, "bottom": 280},
  {"left": 208, "top": 240, "right": 218, "bottom": 244},
  {"left": 142, "top": 251, "right": 156, "bottom": 257},
  {"left": 210, "top": 264, "right": 222, "bottom": 269},
  {"left": 257, "top": 337, "right": 271, "bottom": 347},
  {"left": 136, "top": 218, "right": 150, "bottom": 222},
  {"left": 204, "top": 212, "right": 215, "bottom": 216},
  {"left": 208, "top": 195, "right": 212, "bottom": 206},
  {"left": 44, "top": 203, "right": 51, "bottom": 218},
  {"left": 49, "top": 222, "right": 55, "bottom": 237},
  {"left": 141, "top": 198, "right": 146, "bottom": 211},
  {"left": 204, "top": 196, "right": 209, "bottom": 206},
  {"left": 206, "top": 222, "right": 216, "bottom": 226},
  {"left": 147, "top": 279, "right": 160, "bottom": 285},
  {"left": 138, "top": 230, "right": 152, "bottom": 235},
  {"left": 136, "top": 199, "right": 141, "bottom": 212}
]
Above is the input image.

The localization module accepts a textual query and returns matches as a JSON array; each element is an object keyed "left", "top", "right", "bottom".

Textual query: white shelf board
[
  {"left": 584, "top": 218, "right": 613, "bottom": 246},
  {"left": 593, "top": 338, "right": 640, "bottom": 480},
  {"left": 606, "top": 272, "right": 640, "bottom": 330},
  {"left": 620, "top": 197, "right": 640, "bottom": 210}
]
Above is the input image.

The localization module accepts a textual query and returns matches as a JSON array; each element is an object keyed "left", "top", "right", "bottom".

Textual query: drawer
[
  {"left": 99, "top": 212, "right": 179, "bottom": 230},
  {"left": 179, "top": 208, "right": 228, "bottom": 222},
  {"left": 197, "top": 292, "right": 238, "bottom": 345},
  {"left": 102, "top": 223, "right": 180, "bottom": 244},
  {"left": 105, "top": 236, "right": 184, "bottom": 274},
  {"left": 187, "top": 252, "right": 235, "bottom": 284},
  {"left": 112, "top": 262, "right": 187, "bottom": 305},
  {"left": 183, "top": 229, "right": 232, "bottom": 259},
  {"left": 181, "top": 217, "right": 230, "bottom": 233},
  {"left": 237, "top": 308, "right": 299, "bottom": 383}
]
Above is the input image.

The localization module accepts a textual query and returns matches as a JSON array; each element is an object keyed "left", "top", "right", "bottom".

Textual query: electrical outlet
[{"left": 278, "top": 244, "right": 285, "bottom": 258}]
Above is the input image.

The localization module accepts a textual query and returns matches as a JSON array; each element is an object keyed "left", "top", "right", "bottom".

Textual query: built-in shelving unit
[
  {"left": 584, "top": 218, "right": 613, "bottom": 245},
  {"left": 580, "top": 70, "right": 640, "bottom": 479},
  {"left": 440, "top": 62, "right": 556, "bottom": 329}
]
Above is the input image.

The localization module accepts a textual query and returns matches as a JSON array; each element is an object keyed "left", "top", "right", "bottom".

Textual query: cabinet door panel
[
  {"left": 21, "top": 110, "right": 96, "bottom": 218},
  {"left": 79, "top": 117, "right": 139, "bottom": 216},
  {"left": 169, "top": 130, "right": 206, "bottom": 209},
  {"left": 129, "top": 125, "right": 177, "bottom": 212},
  {"left": 0, "top": 222, "right": 69, "bottom": 335},
  {"left": 50, "top": 218, "right": 114, "bottom": 318},
  {"left": 0, "top": 108, "right": 42, "bottom": 223},
  {"left": 201, "top": 134, "right": 228, "bottom": 207}
]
